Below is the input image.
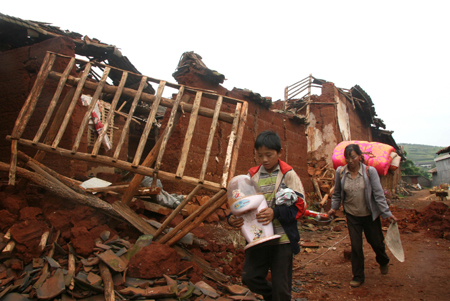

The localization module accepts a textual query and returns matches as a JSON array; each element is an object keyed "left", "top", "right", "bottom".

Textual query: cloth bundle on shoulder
[{"left": 332, "top": 140, "right": 398, "bottom": 176}]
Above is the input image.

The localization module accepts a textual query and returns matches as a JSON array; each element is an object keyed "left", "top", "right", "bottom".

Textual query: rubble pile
[
  {"left": 389, "top": 201, "right": 450, "bottom": 239},
  {"left": 0, "top": 183, "right": 250, "bottom": 301},
  {"left": 306, "top": 159, "right": 336, "bottom": 211},
  {"left": 395, "top": 180, "right": 421, "bottom": 196}
]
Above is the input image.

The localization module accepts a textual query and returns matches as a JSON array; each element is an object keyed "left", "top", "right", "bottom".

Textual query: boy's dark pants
[
  {"left": 346, "top": 213, "right": 390, "bottom": 282},
  {"left": 242, "top": 243, "right": 292, "bottom": 301}
]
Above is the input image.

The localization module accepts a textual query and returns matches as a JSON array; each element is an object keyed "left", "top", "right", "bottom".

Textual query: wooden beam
[
  {"left": 48, "top": 71, "right": 236, "bottom": 124},
  {"left": 8, "top": 136, "right": 222, "bottom": 192}
]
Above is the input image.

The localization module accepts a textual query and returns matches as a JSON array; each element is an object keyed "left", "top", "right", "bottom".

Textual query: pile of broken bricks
[{"left": 0, "top": 227, "right": 261, "bottom": 301}]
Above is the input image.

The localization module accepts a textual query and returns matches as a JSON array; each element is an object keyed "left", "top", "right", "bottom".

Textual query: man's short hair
[{"left": 255, "top": 130, "right": 281, "bottom": 152}]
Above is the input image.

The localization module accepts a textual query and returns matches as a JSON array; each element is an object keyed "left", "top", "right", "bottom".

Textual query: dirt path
[{"left": 292, "top": 190, "right": 450, "bottom": 301}]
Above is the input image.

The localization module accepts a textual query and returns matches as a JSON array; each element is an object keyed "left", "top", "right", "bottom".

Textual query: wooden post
[
  {"left": 51, "top": 62, "right": 92, "bottom": 149},
  {"left": 221, "top": 103, "right": 241, "bottom": 188},
  {"left": 113, "top": 76, "right": 148, "bottom": 161},
  {"left": 312, "top": 177, "right": 323, "bottom": 203},
  {"left": 158, "top": 189, "right": 226, "bottom": 245},
  {"left": 132, "top": 81, "right": 166, "bottom": 166},
  {"left": 8, "top": 141, "right": 18, "bottom": 185},
  {"left": 99, "top": 262, "right": 115, "bottom": 301},
  {"left": 33, "top": 57, "right": 76, "bottom": 144},
  {"left": 176, "top": 91, "right": 202, "bottom": 178},
  {"left": 227, "top": 101, "right": 248, "bottom": 183},
  {"left": 154, "top": 86, "right": 185, "bottom": 171},
  {"left": 199, "top": 95, "right": 223, "bottom": 181}
]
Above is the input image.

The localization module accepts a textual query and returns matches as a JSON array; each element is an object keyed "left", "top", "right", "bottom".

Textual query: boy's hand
[
  {"left": 256, "top": 208, "right": 274, "bottom": 225},
  {"left": 228, "top": 215, "right": 244, "bottom": 228}
]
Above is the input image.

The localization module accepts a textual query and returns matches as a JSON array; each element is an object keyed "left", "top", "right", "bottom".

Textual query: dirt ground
[{"left": 289, "top": 189, "right": 450, "bottom": 301}]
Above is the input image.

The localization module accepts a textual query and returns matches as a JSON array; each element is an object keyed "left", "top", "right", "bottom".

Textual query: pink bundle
[{"left": 332, "top": 141, "right": 396, "bottom": 176}]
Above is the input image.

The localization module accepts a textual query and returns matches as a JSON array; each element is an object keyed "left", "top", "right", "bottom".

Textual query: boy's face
[{"left": 256, "top": 146, "right": 280, "bottom": 173}]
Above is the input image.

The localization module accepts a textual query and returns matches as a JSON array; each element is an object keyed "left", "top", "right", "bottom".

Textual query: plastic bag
[{"left": 385, "top": 222, "right": 405, "bottom": 262}]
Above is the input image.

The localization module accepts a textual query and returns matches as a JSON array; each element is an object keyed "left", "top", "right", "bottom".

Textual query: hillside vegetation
[{"left": 399, "top": 143, "right": 446, "bottom": 165}]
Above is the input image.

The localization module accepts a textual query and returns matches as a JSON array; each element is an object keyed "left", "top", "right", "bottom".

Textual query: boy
[{"left": 228, "top": 130, "right": 306, "bottom": 301}]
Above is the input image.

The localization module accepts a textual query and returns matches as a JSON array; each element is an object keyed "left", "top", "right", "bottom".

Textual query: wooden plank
[
  {"left": 132, "top": 81, "right": 166, "bottom": 166},
  {"left": 33, "top": 57, "right": 76, "bottom": 144},
  {"left": 226, "top": 101, "right": 248, "bottom": 185},
  {"left": 154, "top": 183, "right": 203, "bottom": 238},
  {"left": 18, "top": 151, "right": 86, "bottom": 195},
  {"left": 72, "top": 67, "right": 111, "bottom": 153},
  {"left": 49, "top": 70, "right": 236, "bottom": 124},
  {"left": 113, "top": 76, "right": 148, "bottom": 161},
  {"left": 158, "top": 189, "right": 226, "bottom": 244},
  {"left": 154, "top": 86, "right": 185, "bottom": 171},
  {"left": 165, "top": 190, "right": 227, "bottom": 246},
  {"left": 112, "top": 201, "right": 157, "bottom": 235},
  {"left": 8, "top": 136, "right": 222, "bottom": 192},
  {"left": 51, "top": 62, "right": 92, "bottom": 149},
  {"left": 199, "top": 96, "right": 223, "bottom": 181},
  {"left": 176, "top": 91, "right": 202, "bottom": 178},
  {"left": 142, "top": 201, "right": 173, "bottom": 216},
  {"left": 311, "top": 177, "right": 323, "bottom": 202},
  {"left": 92, "top": 71, "right": 129, "bottom": 156},
  {"left": 0, "top": 162, "right": 121, "bottom": 219},
  {"left": 12, "top": 52, "right": 55, "bottom": 138},
  {"left": 221, "top": 103, "right": 241, "bottom": 188}
]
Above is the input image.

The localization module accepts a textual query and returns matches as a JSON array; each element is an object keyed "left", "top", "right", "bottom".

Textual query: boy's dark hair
[
  {"left": 254, "top": 130, "right": 281, "bottom": 152},
  {"left": 344, "top": 144, "right": 363, "bottom": 160}
]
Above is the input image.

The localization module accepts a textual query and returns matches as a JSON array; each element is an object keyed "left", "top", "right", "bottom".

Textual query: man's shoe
[
  {"left": 350, "top": 280, "right": 363, "bottom": 287},
  {"left": 380, "top": 264, "right": 389, "bottom": 275}
]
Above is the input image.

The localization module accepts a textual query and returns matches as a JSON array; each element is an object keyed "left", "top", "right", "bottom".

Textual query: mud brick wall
[
  {"left": 304, "top": 82, "right": 372, "bottom": 164},
  {"left": 0, "top": 37, "right": 128, "bottom": 179},
  {"left": 161, "top": 73, "right": 311, "bottom": 194}
]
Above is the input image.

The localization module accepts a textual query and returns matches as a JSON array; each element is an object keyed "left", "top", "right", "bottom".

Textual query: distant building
[
  {"left": 431, "top": 153, "right": 450, "bottom": 187},
  {"left": 402, "top": 175, "right": 431, "bottom": 188}
]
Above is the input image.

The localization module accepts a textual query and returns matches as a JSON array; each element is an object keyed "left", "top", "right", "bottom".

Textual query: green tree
[{"left": 401, "top": 159, "right": 431, "bottom": 179}]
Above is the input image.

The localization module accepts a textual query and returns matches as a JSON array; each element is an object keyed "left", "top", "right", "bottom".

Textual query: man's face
[{"left": 256, "top": 146, "right": 280, "bottom": 173}]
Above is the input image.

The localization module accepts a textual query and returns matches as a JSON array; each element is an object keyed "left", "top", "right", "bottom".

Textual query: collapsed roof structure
[{"left": 0, "top": 12, "right": 407, "bottom": 300}]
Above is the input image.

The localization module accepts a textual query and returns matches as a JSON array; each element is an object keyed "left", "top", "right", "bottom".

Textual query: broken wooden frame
[{"left": 7, "top": 51, "right": 248, "bottom": 247}]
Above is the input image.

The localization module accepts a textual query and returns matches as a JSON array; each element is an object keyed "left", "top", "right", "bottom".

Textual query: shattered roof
[
  {"left": 350, "top": 84, "right": 385, "bottom": 129},
  {"left": 436, "top": 145, "right": 450, "bottom": 155},
  {"left": 0, "top": 12, "right": 155, "bottom": 95},
  {"left": 172, "top": 51, "right": 225, "bottom": 85}
]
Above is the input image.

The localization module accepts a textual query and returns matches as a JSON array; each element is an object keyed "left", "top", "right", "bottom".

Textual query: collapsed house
[{"left": 0, "top": 12, "right": 407, "bottom": 300}]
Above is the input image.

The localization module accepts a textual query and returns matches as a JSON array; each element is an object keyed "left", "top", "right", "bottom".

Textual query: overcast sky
[{"left": 3, "top": 1, "right": 449, "bottom": 147}]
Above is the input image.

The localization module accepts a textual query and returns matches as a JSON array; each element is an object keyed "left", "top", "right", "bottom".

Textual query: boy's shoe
[
  {"left": 380, "top": 264, "right": 389, "bottom": 275},
  {"left": 350, "top": 279, "right": 364, "bottom": 287}
]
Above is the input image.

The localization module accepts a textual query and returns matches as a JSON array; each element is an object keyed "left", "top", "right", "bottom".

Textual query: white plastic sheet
[{"left": 385, "top": 222, "right": 405, "bottom": 262}]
